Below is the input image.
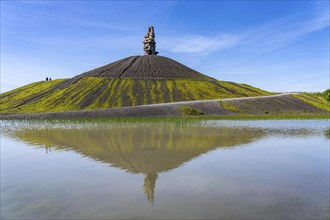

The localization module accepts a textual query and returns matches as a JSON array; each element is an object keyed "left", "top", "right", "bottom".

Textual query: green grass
[
  {"left": 205, "top": 114, "right": 330, "bottom": 120},
  {"left": 0, "top": 77, "right": 272, "bottom": 114},
  {"left": 219, "top": 101, "right": 241, "bottom": 113},
  {"left": 294, "top": 92, "right": 330, "bottom": 111},
  {"left": 0, "top": 79, "right": 65, "bottom": 110},
  {"left": 218, "top": 81, "right": 275, "bottom": 97},
  {"left": 1, "top": 115, "right": 329, "bottom": 129},
  {"left": 178, "top": 106, "right": 204, "bottom": 116},
  {"left": 318, "top": 89, "right": 330, "bottom": 101}
]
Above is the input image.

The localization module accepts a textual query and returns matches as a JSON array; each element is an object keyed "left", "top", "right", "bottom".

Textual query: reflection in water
[
  {"left": 4, "top": 124, "right": 266, "bottom": 203},
  {"left": 144, "top": 173, "right": 157, "bottom": 204},
  {"left": 325, "top": 128, "right": 330, "bottom": 139},
  {"left": 1, "top": 120, "right": 329, "bottom": 219}
]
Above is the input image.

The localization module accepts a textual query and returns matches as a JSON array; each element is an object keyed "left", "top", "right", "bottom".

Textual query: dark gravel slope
[{"left": 77, "top": 56, "right": 213, "bottom": 80}]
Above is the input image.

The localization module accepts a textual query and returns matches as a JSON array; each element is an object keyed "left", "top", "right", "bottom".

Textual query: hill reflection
[{"left": 6, "top": 124, "right": 266, "bottom": 203}]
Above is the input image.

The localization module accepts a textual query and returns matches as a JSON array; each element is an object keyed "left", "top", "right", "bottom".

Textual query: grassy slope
[
  {"left": 0, "top": 77, "right": 271, "bottom": 114},
  {"left": 294, "top": 93, "right": 330, "bottom": 111}
]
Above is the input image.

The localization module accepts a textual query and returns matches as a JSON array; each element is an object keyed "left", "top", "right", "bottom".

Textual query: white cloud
[{"left": 160, "top": 34, "right": 240, "bottom": 55}]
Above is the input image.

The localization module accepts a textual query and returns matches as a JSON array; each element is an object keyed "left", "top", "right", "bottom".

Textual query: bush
[
  {"left": 178, "top": 106, "right": 204, "bottom": 116},
  {"left": 322, "top": 89, "right": 330, "bottom": 102}
]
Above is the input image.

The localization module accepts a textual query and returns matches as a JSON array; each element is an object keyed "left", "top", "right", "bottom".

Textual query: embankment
[{"left": 0, "top": 93, "right": 328, "bottom": 119}]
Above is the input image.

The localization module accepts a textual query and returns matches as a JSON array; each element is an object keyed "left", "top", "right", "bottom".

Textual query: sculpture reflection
[{"left": 5, "top": 124, "right": 267, "bottom": 203}]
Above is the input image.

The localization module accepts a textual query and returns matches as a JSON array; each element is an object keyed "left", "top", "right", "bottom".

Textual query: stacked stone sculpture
[{"left": 143, "top": 26, "right": 159, "bottom": 55}]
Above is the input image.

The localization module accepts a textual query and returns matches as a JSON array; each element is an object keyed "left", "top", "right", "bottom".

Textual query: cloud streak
[
  {"left": 161, "top": 3, "right": 329, "bottom": 56},
  {"left": 160, "top": 34, "right": 240, "bottom": 55}
]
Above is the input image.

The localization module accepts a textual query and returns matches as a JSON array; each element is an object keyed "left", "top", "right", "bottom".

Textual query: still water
[{"left": 1, "top": 119, "right": 329, "bottom": 219}]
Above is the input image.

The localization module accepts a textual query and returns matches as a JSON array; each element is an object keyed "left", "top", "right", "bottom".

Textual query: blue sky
[{"left": 1, "top": 1, "right": 329, "bottom": 92}]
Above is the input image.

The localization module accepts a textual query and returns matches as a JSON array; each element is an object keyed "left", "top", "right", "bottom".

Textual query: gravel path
[{"left": 142, "top": 92, "right": 298, "bottom": 107}]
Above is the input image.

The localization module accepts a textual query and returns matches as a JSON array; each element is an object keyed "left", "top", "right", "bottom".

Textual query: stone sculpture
[{"left": 143, "top": 26, "right": 159, "bottom": 55}]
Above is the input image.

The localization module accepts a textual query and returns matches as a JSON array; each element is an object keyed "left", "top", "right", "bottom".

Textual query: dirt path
[{"left": 141, "top": 93, "right": 298, "bottom": 107}]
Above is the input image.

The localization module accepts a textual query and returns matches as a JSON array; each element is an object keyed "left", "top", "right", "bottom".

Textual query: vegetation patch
[
  {"left": 178, "top": 106, "right": 204, "bottom": 116},
  {"left": 320, "top": 89, "right": 330, "bottom": 101},
  {"left": 219, "top": 101, "right": 241, "bottom": 113},
  {"left": 218, "top": 81, "right": 273, "bottom": 97},
  {"left": 294, "top": 91, "right": 330, "bottom": 112}
]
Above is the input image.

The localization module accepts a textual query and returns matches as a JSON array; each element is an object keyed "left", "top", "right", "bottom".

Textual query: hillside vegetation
[
  {"left": 0, "top": 77, "right": 270, "bottom": 113},
  {"left": 294, "top": 90, "right": 330, "bottom": 111}
]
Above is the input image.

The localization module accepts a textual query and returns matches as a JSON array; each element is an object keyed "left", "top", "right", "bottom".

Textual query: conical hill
[{"left": 0, "top": 55, "right": 271, "bottom": 114}]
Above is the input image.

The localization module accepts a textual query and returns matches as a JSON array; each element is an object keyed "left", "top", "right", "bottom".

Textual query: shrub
[
  {"left": 322, "top": 89, "right": 330, "bottom": 102},
  {"left": 178, "top": 106, "right": 204, "bottom": 116}
]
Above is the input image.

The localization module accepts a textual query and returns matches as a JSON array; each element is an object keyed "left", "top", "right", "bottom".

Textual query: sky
[{"left": 1, "top": 0, "right": 329, "bottom": 93}]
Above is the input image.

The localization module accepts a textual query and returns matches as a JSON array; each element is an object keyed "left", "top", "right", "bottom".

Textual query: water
[{"left": 1, "top": 119, "right": 329, "bottom": 219}]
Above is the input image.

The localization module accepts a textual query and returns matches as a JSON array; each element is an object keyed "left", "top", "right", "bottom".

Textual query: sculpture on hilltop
[{"left": 143, "top": 26, "right": 159, "bottom": 55}]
